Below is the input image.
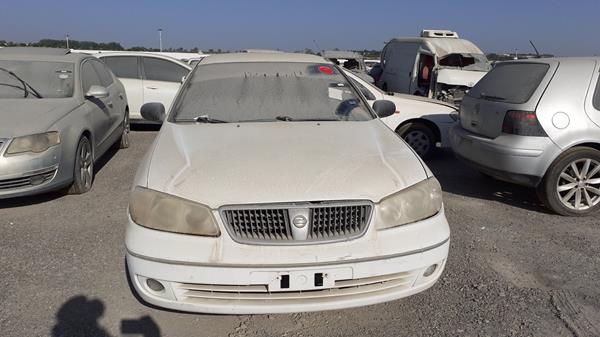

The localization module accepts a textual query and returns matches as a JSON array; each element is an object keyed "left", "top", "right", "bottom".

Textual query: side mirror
[
  {"left": 372, "top": 100, "right": 396, "bottom": 118},
  {"left": 85, "top": 85, "right": 109, "bottom": 99},
  {"left": 140, "top": 103, "right": 166, "bottom": 122}
]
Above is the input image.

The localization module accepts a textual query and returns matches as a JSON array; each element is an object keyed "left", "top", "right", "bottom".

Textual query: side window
[
  {"left": 91, "top": 60, "right": 114, "bottom": 87},
  {"left": 142, "top": 57, "right": 188, "bottom": 82},
  {"left": 350, "top": 78, "right": 376, "bottom": 100},
  {"left": 81, "top": 61, "right": 102, "bottom": 93},
  {"left": 594, "top": 73, "right": 600, "bottom": 111},
  {"left": 103, "top": 56, "right": 139, "bottom": 79}
]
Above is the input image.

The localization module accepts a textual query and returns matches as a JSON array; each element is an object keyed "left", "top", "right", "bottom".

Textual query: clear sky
[{"left": 1, "top": 0, "right": 598, "bottom": 56}]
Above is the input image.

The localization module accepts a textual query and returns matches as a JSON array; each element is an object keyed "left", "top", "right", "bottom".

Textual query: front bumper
[
  {"left": 0, "top": 143, "right": 71, "bottom": 199},
  {"left": 125, "top": 207, "right": 450, "bottom": 314},
  {"left": 127, "top": 240, "right": 448, "bottom": 314},
  {"left": 449, "top": 125, "right": 560, "bottom": 187}
]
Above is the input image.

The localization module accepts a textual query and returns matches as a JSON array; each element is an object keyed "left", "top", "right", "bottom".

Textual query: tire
[
  {"left": 537, "top": 147, "right": 600, "bottom": 216},
  {"left": 118, "top": 110, "right": 130, "bottom": 149},
  {"left": 68, "top": 136, "right": 94, "bottom": 195},
  {"left": 397, "top": 122, "right": 437, "bottom": 159}
]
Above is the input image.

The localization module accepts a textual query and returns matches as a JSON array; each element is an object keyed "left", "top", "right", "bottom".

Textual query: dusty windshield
[
  {"left": 0, "top": 60, "right": 75, "bottom": 98},
  {"left": 172, "top": 62, "right": 374, "bottom": 123},
  {"left": 439, "top": 53, "right": 490, "bottom": 71}
]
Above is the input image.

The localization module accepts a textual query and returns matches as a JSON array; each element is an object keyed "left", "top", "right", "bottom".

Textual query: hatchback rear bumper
[{"left": 449, "top": 125, "right": 560, "bottom": 187}]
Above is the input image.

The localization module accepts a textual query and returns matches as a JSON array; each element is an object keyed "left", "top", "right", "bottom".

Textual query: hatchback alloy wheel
[{"left": 556, "top": 158, "right": 600, "bottom": 210}]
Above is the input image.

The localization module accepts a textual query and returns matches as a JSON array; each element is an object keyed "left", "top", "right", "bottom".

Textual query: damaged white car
[
  {"left": 377, "top": 30, "right": 491, "bottom": 106},
  {"left": 125, "top": 52, "right": 450, "bottom": 314}
]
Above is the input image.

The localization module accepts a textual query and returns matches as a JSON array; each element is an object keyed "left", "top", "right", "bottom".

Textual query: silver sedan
[{"left": 0, "top": 47, "right": 130, "bottom": 199}]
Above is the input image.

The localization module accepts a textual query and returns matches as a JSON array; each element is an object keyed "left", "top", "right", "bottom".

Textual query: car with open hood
[
  {"left": 125, "top": 52, "right": 450, "bottom": 314},
  {"left": 378, "top": 30, "right": 491, "bottom": 106},
  {"left": 0, "top": 47, "right": 129, "bottom": 198}
]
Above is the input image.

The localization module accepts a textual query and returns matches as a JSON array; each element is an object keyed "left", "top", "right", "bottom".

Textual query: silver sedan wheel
[
  {"left": 404, "top": 130, "right": 431, "bottom": 156},
  {"left": 556, "top": 158, "right": 600, "bottom": 210},
  {"left": 78, "top": 140, "right": 93, "bottom": 190}
]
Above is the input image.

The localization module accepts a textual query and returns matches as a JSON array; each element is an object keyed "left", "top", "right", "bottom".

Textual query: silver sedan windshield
[
  {"left": 172, "top": 62, "right": 374, "bottom": 123},
  {"left": 0, "top": 60, "right": 75, "bottom": 98}
]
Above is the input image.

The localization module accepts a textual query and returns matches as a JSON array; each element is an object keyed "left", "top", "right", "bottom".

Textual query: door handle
[
  {"left": 107, "top": 101, "right": 114, "bottom": 108},
  {"left": 118, "top": 93, "right": 124, "bottom": 100},
  {"left": 146, "top": 86, "right": 158, "bottom": 90}
]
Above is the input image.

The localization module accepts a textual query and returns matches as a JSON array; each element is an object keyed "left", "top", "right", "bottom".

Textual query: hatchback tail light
[{"left": 501, "top": 110, "right": 547, "bottom": 136}]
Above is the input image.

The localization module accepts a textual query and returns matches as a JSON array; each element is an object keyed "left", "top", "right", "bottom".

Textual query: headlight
[
  {"left": 376, "top": 177, "right": 443, "bottom": 229},
  {"left": 5, "top": 132, "right": 61, "bottom": 155},
  {"left": 129, "top": 186, "right": 220, "bottom": 237}
]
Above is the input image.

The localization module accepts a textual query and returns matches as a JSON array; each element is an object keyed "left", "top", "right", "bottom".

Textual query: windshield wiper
[
  {"left": 0, "top": 67, "right": 43, "bottom": 98},
  {"left": 194, "top": 115, "right": 228, "bottom": 123},
  {"left": 479, "top": 93, "right": 506, "bottom": 101}
]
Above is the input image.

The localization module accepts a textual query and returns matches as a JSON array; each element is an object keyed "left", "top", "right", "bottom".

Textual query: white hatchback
[{"left": 125, "top": 52, "right": 450, "bottom": 314}]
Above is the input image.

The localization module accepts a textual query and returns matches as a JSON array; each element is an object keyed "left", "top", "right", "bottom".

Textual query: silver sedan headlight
[
  {"left": 5, "top": 132, "right": 60, "bottom": 155},
  {"left": 376, "top": 177, "right": 443, "bottom": 229},
  {"left": 129, "top": 186, "right": 221, "bottom": 237}
]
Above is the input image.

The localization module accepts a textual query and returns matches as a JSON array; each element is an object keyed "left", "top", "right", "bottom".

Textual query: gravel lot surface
[{"left": 1, "top": 129, "right": 599, "bottom": 337}]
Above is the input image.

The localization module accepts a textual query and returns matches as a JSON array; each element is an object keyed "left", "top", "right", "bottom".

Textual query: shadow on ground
[
  {"left": 52, "top": 295, "right": 161, "bottom": 337},
  {"left": 427, "top": 149, "right": 550, "bottom": 214}
]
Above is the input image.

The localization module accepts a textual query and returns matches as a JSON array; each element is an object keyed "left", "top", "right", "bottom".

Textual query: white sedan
[
  {"left": 95, "top": 52, "right": 191, "bottom": 122},
  {"left": 344, "top": 70, "right": 458, "bottom": 158},
  {"left": 125, "top": 52, "right": 450, "bottom": 314}
]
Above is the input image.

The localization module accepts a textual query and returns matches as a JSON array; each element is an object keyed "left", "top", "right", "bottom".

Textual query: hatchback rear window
[{"left": 467, "top": 63, "right": 550, "bottom": 104}]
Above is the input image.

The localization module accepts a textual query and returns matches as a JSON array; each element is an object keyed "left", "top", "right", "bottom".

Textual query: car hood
[
  {"left": 436, "top": 68, "right": 487, "bottom": 87},
  {"left": 0, "top": 98, "right": 81, "bottom": 138},
  {"left": 146, "top": 120, "right": 428, "bottom": 208}
]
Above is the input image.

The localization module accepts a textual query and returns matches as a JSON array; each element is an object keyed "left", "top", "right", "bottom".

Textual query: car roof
[
  {"left": 199, "top": 52, "right": 329, "bottom": 65},
  {"left": 0, "top": 47, "right": 90, "bottom": 63},
  {"left": 93, "top": 51, "right": 192, "bottom": 68},
  {"left": 503, "top": 57, "right": 600, "bottom": 65},
  {"left": 322, "top": 51, "right": 363, "bottom": 60},
  {"left": 387, "top": 37, "right": 484, "bottom": 57}
]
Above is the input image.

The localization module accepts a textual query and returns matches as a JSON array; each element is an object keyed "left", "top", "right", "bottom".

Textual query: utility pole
[
  {"left": 158, "top": 28, "right": 163, "bottom": 52},
  {"left": 66, "top": 34, "right": 70, "bottom": 49}
]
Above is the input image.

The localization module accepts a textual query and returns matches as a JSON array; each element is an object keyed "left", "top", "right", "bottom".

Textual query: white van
[{"left": 377, "top": 30, "right": 491, "bottom": 106}]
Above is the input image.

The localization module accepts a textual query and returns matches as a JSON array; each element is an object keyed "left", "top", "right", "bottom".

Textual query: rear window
[{"left": 468, "top": 63, "right": 550, "bottom": 104}]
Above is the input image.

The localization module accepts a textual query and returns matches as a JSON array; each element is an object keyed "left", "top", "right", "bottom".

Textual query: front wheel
[
  {"left": 397, "top": 122, "right": 436, "bottom": 159},
  {"left": 68, "top": 136, "right": 94, "bottom": 195},
  {"left": 538, "top": 147, "right": 600, "bottom": 216}
]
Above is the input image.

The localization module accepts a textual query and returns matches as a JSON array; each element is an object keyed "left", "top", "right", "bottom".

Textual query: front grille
[
  {"left": 222, "top": 209, "right": 292, "bottom": 240},
  {"left": 221, "top": 202, "right": 372, "bottom": 244},
  {"left": 309, "top": 205, "right": 370, "bottom": 239},
  {"left": 0, "top": 169, "right": 56, "bottom": 190}
]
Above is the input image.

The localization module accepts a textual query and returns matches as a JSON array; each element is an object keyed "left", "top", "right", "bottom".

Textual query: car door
[
  {"left": 81, "top": 59, "right": 113, "bottom": 152},
  {"left": 141, "top": 56, "right": 189, "bottom": 112},
  {"left": 90, "top": 59, "right": 124, "bottom": 138},
  {"left": 101, "top": 56, "right": 144, "bottom": 119}
]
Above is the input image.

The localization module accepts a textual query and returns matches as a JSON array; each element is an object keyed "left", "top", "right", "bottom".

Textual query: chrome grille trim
[{"left": 220, "top": 201, "right": 373, "bottom": 245}]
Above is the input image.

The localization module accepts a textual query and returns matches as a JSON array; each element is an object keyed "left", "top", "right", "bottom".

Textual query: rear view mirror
[
  {"left": 140, "top": 103, "right": 166, "bottom": 122},
  {"left": 372, "top": 100, "right": 396, "bottom": 118},
  {"left": 85, "top": 85, "right": 109, "bottom": 99}
]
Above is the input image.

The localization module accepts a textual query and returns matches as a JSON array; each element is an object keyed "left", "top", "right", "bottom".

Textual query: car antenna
[
  {"left": 529, "top": 40, "right": 541, "bottom": 58},
  {"left": 313, "top": 39, "right": 322, "bottom": 55}
]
